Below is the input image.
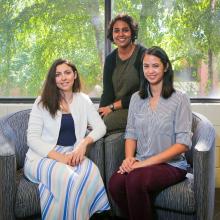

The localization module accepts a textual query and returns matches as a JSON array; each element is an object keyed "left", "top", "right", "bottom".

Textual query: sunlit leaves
[
  {"left": 0, "top": 0, "right": 104, "bottom": 97},
  {"left": 114, "top": 0, "right": 220, "bottom": 97},
  {"left": 0, "top": 0, "right": 219, "bottom": 97}
]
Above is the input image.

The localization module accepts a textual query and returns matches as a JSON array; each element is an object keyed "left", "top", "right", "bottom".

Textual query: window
[
  {"left": 0, "top": 0, "right": 104, "bottom": 98},
  {"left": 1, "top": 0, "right": 220, "bottom": 99},
  {"left": 113, "top": 0, "right": 220, "bottom": 98}
]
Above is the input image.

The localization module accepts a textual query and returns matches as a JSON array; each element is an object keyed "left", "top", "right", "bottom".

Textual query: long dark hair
[
  {"left": 139, "top": 46, "right": 175, "bottom": 99},
  {"left": 107, "top": 13, "right": 138, "bottom": 43},
  {"left": 40, "top": 59, "right": 81, "bottom": 117}
]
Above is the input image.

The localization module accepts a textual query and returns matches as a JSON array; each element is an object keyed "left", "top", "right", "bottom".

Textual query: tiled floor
[{"left": 91, "top": 188, "right": 220, "bottom": 220}]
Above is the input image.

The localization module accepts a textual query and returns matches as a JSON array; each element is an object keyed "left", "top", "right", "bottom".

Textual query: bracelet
[{"left": 109, "top": 103, "right": 115, "bottom": 111}]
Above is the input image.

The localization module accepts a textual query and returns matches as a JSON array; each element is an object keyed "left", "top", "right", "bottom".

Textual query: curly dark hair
[
  {"left": 139, "top": 46, "right": 175, "bottom": 99},
  {"left": 107, "top": 14, "right": 138, "bottom": 43},
  {"left": 40, "top": 59, "right": 81, "bottom": 117}
]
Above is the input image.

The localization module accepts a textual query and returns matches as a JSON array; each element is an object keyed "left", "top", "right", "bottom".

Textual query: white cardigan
[{"left": 26, "top": 92, "right": 106, "bottom": 161}]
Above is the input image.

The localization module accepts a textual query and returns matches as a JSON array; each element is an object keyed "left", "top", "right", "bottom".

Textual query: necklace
[
  {"left": 65, "top": 95, "right": 73, "bottom": 104},
  {"left": 118, "top": 44, "right": 136, "bottom": 61},
  {"left": 60, "top": 93, "right": 73, "bottom": 113},
  {"left": 62, "top": 93, "right": 73, "bottom": 104}
]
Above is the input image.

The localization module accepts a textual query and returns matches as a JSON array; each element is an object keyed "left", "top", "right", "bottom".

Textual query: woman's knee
[
  {"left": 126, "top": 176, "right": 143, "bottom": 194},
  {"left": 126, "top": 169, "right": 151, "bottom": 193},
  {"left": 108, "top": 172, "right": 125, "bottom": 195}
]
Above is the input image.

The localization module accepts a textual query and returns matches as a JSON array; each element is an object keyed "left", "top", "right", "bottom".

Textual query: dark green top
[
  {"left": 99, "top": 44, "right": 146, "bottom": 108},
  {"left": 112, "top": 45, "right": 140, "bottom": 101}
]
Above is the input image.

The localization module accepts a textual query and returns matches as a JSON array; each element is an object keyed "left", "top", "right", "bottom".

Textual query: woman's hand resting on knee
[{"left": 118, "top": 157, "right": 136, "bottom": 174}]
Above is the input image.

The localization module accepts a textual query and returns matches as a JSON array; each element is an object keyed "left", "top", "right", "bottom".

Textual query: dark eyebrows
[
  {"left": 55, "top": 69, "right": 73, "bottom": 74},
  {"left": 113, "top": 27, "right": 130, "bottom": 31}
]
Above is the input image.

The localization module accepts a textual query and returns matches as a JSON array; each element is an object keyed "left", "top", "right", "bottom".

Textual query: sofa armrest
[
  {"left": 193, "top": 118, "right": 215, "bottom": 220},
  {"left": 0, "top": 140, "right": 17, "bottom": 220}
]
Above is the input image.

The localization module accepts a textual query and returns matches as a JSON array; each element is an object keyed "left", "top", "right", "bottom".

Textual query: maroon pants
[{"left": 108, "top": 163, "right": 187, "bottom": 220}]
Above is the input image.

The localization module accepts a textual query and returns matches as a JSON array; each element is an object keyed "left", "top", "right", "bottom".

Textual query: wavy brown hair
[
  {"left": 107, "top": 13, "right": 138, "bottom": 43},
  {"left": 40, "top": 59, "right": 81, "bottom": 117}
]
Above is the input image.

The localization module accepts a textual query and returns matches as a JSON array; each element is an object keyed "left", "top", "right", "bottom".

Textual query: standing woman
[
  {"left": 24, "top": 59, "right": 110, "bottom": 220},
  {"left": 109, "top": 46, "right": 192, "bottom": 220},
  {"left": 98, "top": 14, "right": 146, "bottom": 133}
]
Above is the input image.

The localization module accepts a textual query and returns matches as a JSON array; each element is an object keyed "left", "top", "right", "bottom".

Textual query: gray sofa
[
  {"left": 104, "top": 112, "right": 216, "bottom": 220},
  {"left": 0, "top": 109, "right": 105, "bottom": 220},
  {"left": 0, "top": 110, "right": 216, "bottom": 220}
]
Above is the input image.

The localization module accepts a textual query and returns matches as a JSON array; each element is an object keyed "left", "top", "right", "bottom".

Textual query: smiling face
[
  {"left": 55, "top": 63, "right": 76, "bottom": 93},
  {"left": 112, "top": 20, "right": 132, "bottom": 48},
  {"left": 143, "top": 54, "right": 166, "bottom": 86}
]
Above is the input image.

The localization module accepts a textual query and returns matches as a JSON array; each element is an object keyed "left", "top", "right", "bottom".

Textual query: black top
[
  {"left": 57, "top": 114, "right": 76, "bottom": 146},
  {"left": 99, "top": 44, "right": 146, "bottom": 108}
]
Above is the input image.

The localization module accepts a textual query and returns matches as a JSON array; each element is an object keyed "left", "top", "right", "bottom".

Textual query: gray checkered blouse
[{"left": 125, "top": 90, "right": 192, "bottom": 170}]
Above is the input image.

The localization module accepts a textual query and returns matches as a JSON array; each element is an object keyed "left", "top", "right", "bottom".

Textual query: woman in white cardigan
[{"left": 24, "top": 59, "right": 110, "bottom": 220}]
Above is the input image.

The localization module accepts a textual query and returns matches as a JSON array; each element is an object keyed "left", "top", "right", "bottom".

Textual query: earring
[{"left": 74, "top": 71, "right": 77, "bottom": 79}]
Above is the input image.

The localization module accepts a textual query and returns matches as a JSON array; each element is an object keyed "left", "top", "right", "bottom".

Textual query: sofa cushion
[
  {"left": 154, "top": 176, "right": 195, "bottom": 214},
  {"left": 15, "top": 170, "right": 40, "bottom": 218},
  {"left": 104, "top": 132, "right": 125, "bottom": 183}
]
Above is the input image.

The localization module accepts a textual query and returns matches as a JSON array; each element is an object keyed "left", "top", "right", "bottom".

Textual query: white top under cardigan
[{"left": 26, "top": 92, "right": 106, "bottom": 161}]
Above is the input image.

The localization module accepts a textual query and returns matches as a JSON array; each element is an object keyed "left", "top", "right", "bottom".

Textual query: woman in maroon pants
[{"left": 108, "top": 46, "right": 192, "bottom": 220}]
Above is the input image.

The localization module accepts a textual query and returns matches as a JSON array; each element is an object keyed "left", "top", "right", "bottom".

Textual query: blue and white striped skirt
[{"left": 24, "top": 145, "right": 110, "bottom": 220}]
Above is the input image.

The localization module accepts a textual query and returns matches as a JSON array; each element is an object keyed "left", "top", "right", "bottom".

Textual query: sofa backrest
[
  {"left": 184, "top": 112, "right": 200, "bottom": 168},
  {"left": 0, "top": 109, "right": 215, "bottom": 171},
  {"left": 0, "top": 109, "right": 31, "bottom": 169}
]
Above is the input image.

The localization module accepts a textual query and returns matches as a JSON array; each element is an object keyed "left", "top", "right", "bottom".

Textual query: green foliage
[
  {"left": 114, "top": 0, "right": 220, "bottom": 97},
  {"left": 0, "top": 0, "right": 104, "bottom": 97},
  {"left": 0, "top": 0, "right": 220, "bottom": 97}
]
